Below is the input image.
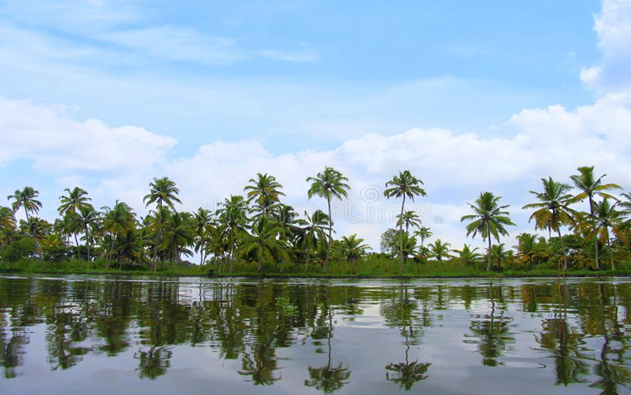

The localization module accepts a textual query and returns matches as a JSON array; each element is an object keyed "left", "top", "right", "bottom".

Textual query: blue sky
[{"left": 1, "top": 0, "right": 630, "bottom": 249}]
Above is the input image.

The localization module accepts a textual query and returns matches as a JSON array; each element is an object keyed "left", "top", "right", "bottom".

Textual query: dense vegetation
[{"left": 1, "top": 165, "right": 631, "bottom": 277}]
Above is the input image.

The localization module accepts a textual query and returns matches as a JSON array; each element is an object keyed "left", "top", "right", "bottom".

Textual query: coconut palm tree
[
  {"left": 76, "top": 206, "right": 100, "bottom": 262},
  {"left": 161, "top": 211, "right": 195, "bottom": 266},
  {"left": 384, "top": 171, "right": 427, "bottom": 273},
  {"left": 217, "top": 195, "right": 249, "bottom": 272},
  {"left": 515, "top": 233, "right": 538, "bottom": 270},
  {"left": 193, "top": 208, "right": 213, "bottom": 265},
  {"left": 238, "top": 217, "right": 289, "bottom": 275},
  {"left": 244, "top": 173, "right": 286, "bottom": 218},
  {"left": 143, "top": 177, "right": 182, "bottom": 268},
  {"left": 414, "top": 226, "right": 432, "bottom": 248},
  {"left": 58, "top": 187, "right": 93, "bottom": 216},
  {"left": 296, "top": 210, "right": 330, "bottom": 271},
  {"left": 396, "top": 210, "right": 422, "bottom": 234},
  {"left": 306, "top": 167, "right": 351, "bottom": 272},
  {"left": 102, "top": 201, "right": 136, "bottom": 269},
  {"left": 144, "top": 206, "right": 172, "bottom": 271},
  {"left": 490, "top": 243, "right": 509, "bottom": 271},
  {"left": 461, "top": 192, "right": 515, "bottom": 271},
  {"left": 58, "top": 187, "right": 94, "bottom": 260},
  {"left": 273, "top": 204, "right": 300, "bottom": 243},
  {"left": 339, "top": 234, "right": 371, "bottom": 263},
  {"left": 456, "top": 244, "right": 480, "bottom": 267},
  {"left": 7, "top": 187, "right": 42, "bottom": 222},
  {"left": 0, "top": 206, "right": 17, "bottom": 245},
  {"left": 428, "top": 239, "right": 452, "bottom": 262},
  {"left": 589, "top": 199, "right": 625, "bottom": 270},
  {"left": 570, "top": 166, "right": 621, "bottom": 270},
  {"left": 143, "top": 177, "right": 182, "bottom": 210},
  {"left": 523, "top": 178, "right": 577, "bottom": 273}
]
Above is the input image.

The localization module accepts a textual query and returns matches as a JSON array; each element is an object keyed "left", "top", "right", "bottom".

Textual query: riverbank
[{"left": 1, "top": 264, "right": 630, "bottom": 279}]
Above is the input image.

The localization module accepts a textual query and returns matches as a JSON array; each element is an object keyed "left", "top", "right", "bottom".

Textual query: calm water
[{"left": 0, "top": 276, "right": 630, "bottom": 395}]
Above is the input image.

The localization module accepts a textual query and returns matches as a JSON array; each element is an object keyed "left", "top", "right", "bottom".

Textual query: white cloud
[
  {"left": 581, "top": 0, "right": 631, "bottom": 91},
  {"left": 0, "top": 97, "right": 176, "bottom": 173},
  {"left": 1, "top": 0, "right": 631, "bottom": 253}
]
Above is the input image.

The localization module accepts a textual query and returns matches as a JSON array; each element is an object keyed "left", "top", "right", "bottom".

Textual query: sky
[{"left": 1, "top": 0, "right": 630, "bottom": 251}]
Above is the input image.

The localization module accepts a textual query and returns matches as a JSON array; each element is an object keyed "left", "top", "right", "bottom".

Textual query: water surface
[{"left": 0, "top": 275, "right": 630, "bottom": 394}]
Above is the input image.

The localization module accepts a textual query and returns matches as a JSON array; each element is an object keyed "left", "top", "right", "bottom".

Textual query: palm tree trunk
[
  {"left": 229, "top": 242, "right": 235, "bottom": 273},
  {"left": 74, "top": 233, "right": 81, "bottom": 261},
  {"left": 606, "top": 229, "right": 615, "bottom": 271},
  {"left": 106, "top": 235, "right": 115, "bottom": 269},
  {"left": 588, "top": 195, "right": 600, "bottom": 270},
  {"left": 84, "top": 226, "right": 91, "bottom": 263},
  {"left": 399, "top": 195, "right": 406, "bottom": 275},
  {"left": 486, "top": 237, "right": 492, "bottom": 272},
  {"left": 326, "top": 198, "right": 332, "bottom": 273},
  {"left": 557, "top": 228, "right": 568, "bottom": 276},
  {"left": 199, "top": 242, "right": 206, "bottom": 266}
]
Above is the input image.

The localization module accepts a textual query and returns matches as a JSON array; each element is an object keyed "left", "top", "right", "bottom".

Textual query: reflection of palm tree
[
  {"left": 384, "top": 285, "right": 431, "bottom": 391},
  {"left": 386, "top": 345, "right": 431, "bottom": 391},
  {"left": 305, "top": 303, "right": 351, "bottom": 393},
  {"left": 134, "top": 345, "right": 173, "bottom": 380},
  {"left": 239, "top": 344, "right": 281, "bottom": 386},
  {"left": 536, "top": 281, "right": 589, "bottom": 386},
  {"left": 589, "top": 283, "right": 631, "bottom": 393},
  {"left": 465, "top": 284, "right": 514, "bottom": 367}
]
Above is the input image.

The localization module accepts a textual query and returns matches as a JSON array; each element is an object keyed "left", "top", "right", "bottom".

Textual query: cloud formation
[
  {"left": 1, "top": 0, "right": 630, "bottom": 251},
  {"left": 581, "top": 0, "right": 631, "bottom": 91}
]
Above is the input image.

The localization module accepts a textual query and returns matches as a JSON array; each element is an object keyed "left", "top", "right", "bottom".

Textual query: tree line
[{"left": 1, "top": 165, "right": 630, "bottom": 274}]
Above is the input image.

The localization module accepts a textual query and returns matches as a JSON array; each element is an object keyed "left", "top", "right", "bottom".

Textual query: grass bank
[{"left": 1, "top": 258, "right": 630, "bottom": 279}]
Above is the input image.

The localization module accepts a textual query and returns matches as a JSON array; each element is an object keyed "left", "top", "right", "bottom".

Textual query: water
[{"left": 0, "top": 275, "right": 630, "bottom": 395}]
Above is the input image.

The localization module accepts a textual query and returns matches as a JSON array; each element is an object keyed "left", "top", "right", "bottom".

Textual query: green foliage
[
  {"left": 3, "top": 236, "right": 37, "bottom": 264},
  {"left": 2, "top": 165, "right": 631, "bottom": 278}
]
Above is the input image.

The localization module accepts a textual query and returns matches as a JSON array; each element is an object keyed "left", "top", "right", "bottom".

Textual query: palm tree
[
  {"left": 76, "top": 206, "right": 100, "bottom": 262},
  {"left": 161, "top": 211, "right": 195, "bottom": 266},
  {"left": 590, "top": 199, "right": 625, "bottom": 270},
  {"left": 461, "top": 192, "right": 515, "bottom": 271},
  {"left": 193, "top": 208, "right": 213, "bottom": 265},
  {"left": 306, "top": 167, "right": 351, "bottom": 272},
  {"left": 523, "top": 178, "right": 576, "bottom": 273},
  {"left": 515, "top": 233, "right": 538, "bottom": 270},
  {"left": 58, "top": 187, "right": 94, "bottom": 260},
  {"left": 570, "top": 166, "right": 621, "bottom": 270},
  {"left": 414, "top": 226, "right": 432, "bottom": 248},
  {"left": 58, "top": 187, "right": 93, "bottom": 216},
  {"left": 296, "top": 210, "right": 330, "bottom": 271},
  {"left": 397, "top": 210, "right": 422, "bottom": 234},
  {"left": 238, "top": 217, "right": 289, "bottom": 275},
  {"left": 384, "top": 171, "right": 427, "bottom": 273},
  {"left": 0, "top": 206, "right": 16, "bottom": 246},
  {"left": 489, "top": 243, "right": 508, "bottom": 271},
  {"left": 7, "top": 187, "right": 42, "bottom": 222},
  {"left": 428, "top": 239, "right": 452, "bottom": 262},
  {"left": 217, "top": 195, "right": 249, "bottom": 272},
  {"left": 400, "top": 233, "right": 419, "bottom": 264},
  {"left": 244, "top": 173, "right": 286, "bottom": 218},
  {"left": 102, "top": 201, "right": 135, "bottom": 269},
  {"left": 143, "top": 177, "right": 182, "bottom": 210},
  {"left": 273, "top": 204, "right": 300, "bottom": 243},
  {"left": 339, "top": 234, "right": 371, "bottom": 263},
  {"left": 456, "top": 244, "right": 480, "bottom": 267}
]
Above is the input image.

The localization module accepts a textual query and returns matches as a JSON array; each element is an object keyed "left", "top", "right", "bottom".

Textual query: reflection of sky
[{"left": 1, "top": 276, "right": 627, "bottom": 395}]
